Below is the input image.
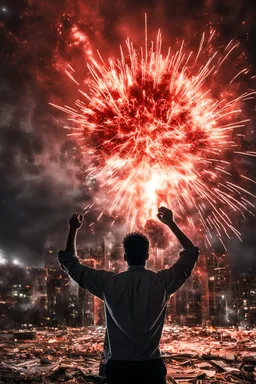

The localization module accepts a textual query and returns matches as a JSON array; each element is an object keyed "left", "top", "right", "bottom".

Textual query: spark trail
[{"left": 52, "top": 27, "right": 256, "bottom": 247}]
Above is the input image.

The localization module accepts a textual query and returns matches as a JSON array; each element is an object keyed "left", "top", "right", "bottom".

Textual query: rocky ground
[{"left": 0, "top": 326, "right": 256, "bottom": 383}]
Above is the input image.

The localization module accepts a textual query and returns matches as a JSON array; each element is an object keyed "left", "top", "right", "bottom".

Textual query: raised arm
[
  {"left": 157, "top": 206, "right": 194, "bottom": 249},
  {"left": 58, "top": 213, "right": 114, "bottom": 299},
  {"left": 157, "top": 206, "right": 199, "bottom": 295},
  {"left": 65, "top": 213, "right": 84, "bottom": 254}
]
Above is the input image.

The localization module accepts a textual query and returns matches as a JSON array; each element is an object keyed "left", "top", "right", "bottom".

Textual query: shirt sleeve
[
  {"left": 58, "top": 250, "right": 115, "bottom": 300},
  {"left": 157, "top": 247, "right": 200, "bottom": 296}
]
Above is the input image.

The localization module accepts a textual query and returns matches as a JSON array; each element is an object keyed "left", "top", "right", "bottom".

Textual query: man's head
[{"left": 123, "top": 231, "right": 149, "bottom": 266}]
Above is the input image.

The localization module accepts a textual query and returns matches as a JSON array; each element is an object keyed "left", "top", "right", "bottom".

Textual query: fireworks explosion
[{"left": 52, "top": 23, "right": 256, "bottom": 248}]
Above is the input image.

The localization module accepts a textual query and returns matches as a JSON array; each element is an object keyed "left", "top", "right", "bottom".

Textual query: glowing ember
[{"left": 52, "top": 25, "right": 255, "bottom": 246}]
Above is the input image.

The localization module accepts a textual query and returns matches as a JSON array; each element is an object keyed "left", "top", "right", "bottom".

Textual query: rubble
[{"left": 0, "top": 325, "right": 255, "bottom": 383}]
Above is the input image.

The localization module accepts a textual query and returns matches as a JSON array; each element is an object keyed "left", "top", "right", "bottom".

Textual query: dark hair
[{"left": 123, "top": 231, "right": 149, "bottom": 265}]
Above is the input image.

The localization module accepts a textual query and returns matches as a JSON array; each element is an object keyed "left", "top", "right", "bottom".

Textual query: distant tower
[
  {"left": 197, "top": 251, "right": 209, "bottom": 325},
  {"left": 78, "top": 257, "right": 105, "bottom": 326},
  {"left": 44, "top": 245, "right": 58, "bottom": 269},
  {"left": 204, "top": 250, "right": 230, "bottom": 326},
  {"left": 102, "top": 237, "right": 107, "bottom": 269},
  {"left": 152, "top": 247, "right": 162, "bottom": 271}
]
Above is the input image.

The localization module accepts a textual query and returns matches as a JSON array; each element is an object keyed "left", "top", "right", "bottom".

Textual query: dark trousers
[{"left": 106, "top": 358, "right": 167, "bottom": 384}]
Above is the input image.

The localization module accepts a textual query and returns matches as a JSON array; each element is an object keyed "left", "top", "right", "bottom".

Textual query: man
[{"left": 58, "top": 207, "right": 199, "bottom": 384}]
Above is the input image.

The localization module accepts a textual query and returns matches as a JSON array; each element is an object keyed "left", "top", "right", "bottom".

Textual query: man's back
[
  {"left": 58, "top": 207, "right": 199, "bottom": 384},
  {"left": 103, "top": 266, "right": 168, "bottom": 360},
  {"left": 59, "top": 246, "right": 199, "bottom": 360}
]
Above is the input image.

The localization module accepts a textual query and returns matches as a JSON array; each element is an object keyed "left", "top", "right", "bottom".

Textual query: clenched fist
[
  {"left": 69, "top": 213, "right": 84, "bottom": 230},
  {"left": 157, "top": 206, "right": 174, "bottom": 226}
]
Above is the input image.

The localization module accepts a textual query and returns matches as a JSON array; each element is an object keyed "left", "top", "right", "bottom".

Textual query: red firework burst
[{"left": 52, "top": 25, "right": 256, "bottom": 247}]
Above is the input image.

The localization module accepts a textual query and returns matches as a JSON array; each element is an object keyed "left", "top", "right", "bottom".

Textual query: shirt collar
[{"left": 127, "top": 265, "right": 146, "bottom": 271}]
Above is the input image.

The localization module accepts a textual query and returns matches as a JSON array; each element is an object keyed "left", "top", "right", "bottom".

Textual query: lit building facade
[{"left": 1, "top": 237, "right": 256, "bottom": 330}]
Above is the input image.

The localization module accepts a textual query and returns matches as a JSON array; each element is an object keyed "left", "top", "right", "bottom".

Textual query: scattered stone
[{"left": 0, "top": 325, "right": 256, "bottom": 383}]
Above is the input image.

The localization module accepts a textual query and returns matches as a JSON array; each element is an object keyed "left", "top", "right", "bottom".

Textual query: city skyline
[{"left": 0, "top": 239, "right": 256, "bottom": 330}]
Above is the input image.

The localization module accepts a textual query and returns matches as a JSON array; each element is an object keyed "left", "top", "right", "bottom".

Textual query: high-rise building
[
  {"left": 26, "top": 267, "right": 47, "bottom": 325},
  {"left": 45, "top": 267, "right": 70, "bottom": 326},
  {"left": 39, "top": 238, "right": 254, "bottom": 329},
  {"left": 44, "top": 246, "right": 58, "bottom": 269},
  {"left": 164, "top": 246, "right": 203, "bottom": 326},
  {"left": 11, "top": 282, "right": 32, "bottom": 304},
  {"left": 232, "top": 274, "right": 256, "bottom": 326},
  {"left": 29, "top": 267, "right": 47, "bottom": 297},
  {"left": 77, "top": 252, "right": 105, "bottom": 326},
  {"left": 205, "top": 251, "right": 231, "bottom": 326}
]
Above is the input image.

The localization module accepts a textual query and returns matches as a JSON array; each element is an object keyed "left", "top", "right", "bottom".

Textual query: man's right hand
[{"left": 157, "top": 206, "right": 174, "bottom": 226}]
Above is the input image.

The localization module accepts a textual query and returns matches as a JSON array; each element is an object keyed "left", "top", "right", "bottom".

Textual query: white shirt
[{"left": 58, "top": 247, "right": 199, "bottom": 361}]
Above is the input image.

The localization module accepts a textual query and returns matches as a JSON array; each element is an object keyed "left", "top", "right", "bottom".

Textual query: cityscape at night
[
  {"left": 1, "top": 241, "right": 256, "bottom": 382},
  {"left": 0, "top": 241, "right": 256, "bottom": 330}
]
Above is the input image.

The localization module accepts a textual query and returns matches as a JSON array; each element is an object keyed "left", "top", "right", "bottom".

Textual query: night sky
[{"left": 0, "top": 0, "right": 255, "bottom": 272}]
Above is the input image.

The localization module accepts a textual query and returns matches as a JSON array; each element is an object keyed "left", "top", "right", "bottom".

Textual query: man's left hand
[{"left": 69, "top": 213, "right": 84, "bottom": 230}]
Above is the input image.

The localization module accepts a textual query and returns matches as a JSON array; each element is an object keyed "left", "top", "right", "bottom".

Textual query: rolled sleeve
[
  {"left": 178, "top": 247, "right": 200, "bottom": 277},
  {"left": 58, "top": 251, "right": 114, "bottom": 300},
  {"left": 158, "top": 247, "right": 199, "bottom": 295}
]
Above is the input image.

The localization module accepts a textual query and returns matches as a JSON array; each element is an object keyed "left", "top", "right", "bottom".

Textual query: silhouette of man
[{"left": 58, "top": 207, "right": 199, "bottom": 384}]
